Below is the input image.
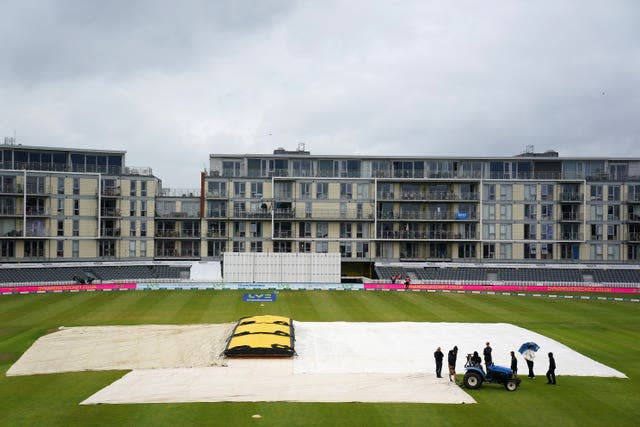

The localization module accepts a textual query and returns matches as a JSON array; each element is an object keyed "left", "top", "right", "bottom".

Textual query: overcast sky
[{"left": 1, "top": 1, "right": 639, "bottom": 187}]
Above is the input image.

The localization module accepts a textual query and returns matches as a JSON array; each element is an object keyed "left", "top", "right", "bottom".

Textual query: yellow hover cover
[
  {"left": 233, "top": 323, "right": 292, "bottom": 337},
  {"left": 225, "top": 333, "right": 294, "bottom": 357},
  {"left": 238, "top": 315, "right": 291, "bottom": 326}
]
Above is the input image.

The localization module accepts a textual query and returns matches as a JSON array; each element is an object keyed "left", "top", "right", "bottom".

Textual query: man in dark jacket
[
  {"left": 546, "top": 352, "right": 556, "bottom": 384},
  {"left": 447, "top": 346, "right": 458, "bottom": 382},
  {"left": 510, "top": 351, "right": 518, "bottom": 377},
  {"left": 434, "top": 347, "right": 444, "bottom": 378},
  {"left": 483, "top": 342, "right": 493, "bottom": 368}
]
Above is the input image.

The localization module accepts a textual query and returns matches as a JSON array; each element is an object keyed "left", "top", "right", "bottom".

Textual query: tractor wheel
[
  {"left": 505, "top": 380, "right": 518, "bottom": 391},
  {"left": 463, "top": 372, "right": 483, "bottom": 389}
]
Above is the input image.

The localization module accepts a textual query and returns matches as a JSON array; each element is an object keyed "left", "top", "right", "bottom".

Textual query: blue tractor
[{"left": 462, "top": 355, "right": 522, "bottom": 391}]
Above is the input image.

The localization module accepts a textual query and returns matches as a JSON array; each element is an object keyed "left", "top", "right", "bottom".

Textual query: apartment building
[
  {"left": 203, "top": 148, "right": 640, "bottom": 270},
  {"left": 3, "top": 142, "right": 640, "bottom": 267},
  {"left": 0, "top": 143, "right": 158, "bottom": 261}
]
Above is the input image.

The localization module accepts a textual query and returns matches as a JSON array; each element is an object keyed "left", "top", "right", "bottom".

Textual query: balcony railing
[
  {"left": 377, "top": 211, "right": 477, "bottom": 221},
  {"left": 273, "top": 230, "right": 293, "bottom": 238},
  {"left": 560, "top": 212, "right": 582, "bottom": 221},
  {"left": 206, "top": 230, "right": 227, "bottom": 238},
  {"left": 560, "top": 192, "right": 584, "bottom": 202},
  {"left": 0, "top": 184, "right": 23, "bottom": 194},
  {"left": 155, "top": 211, "right": 200, "bottom": 218},
  {"left": 101, "top": 188, "right": 121, "bottom": 197},
  {"left": 377, "top": 191, "right": 479, "bottom": 201},
  {"left": 378, "top": 230, "right": 479, "bottom": 240},
  {"left": 560, "top": 232, "right": 583, "bottom": 240},
  {"left": 629, "top": 232, "right": 640, "bottom": 242},
  {"left": 100, "top": 228, "right": 121, "bottom": 237},
  {"left": 25, "top": 207, "right": 50, "bottom": 216},
  {"left": 101, "top": 208, "right": 121, "bottom": 217}
]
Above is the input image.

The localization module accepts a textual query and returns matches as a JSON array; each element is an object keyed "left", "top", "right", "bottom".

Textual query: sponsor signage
[
  {"left": 364, "top": 283, "right": 639, "bottom": 294},
  {"left": 0, "top": 283, "right": 137, "bottom": 294},
  {"left": 243, "top": 292, "right": 277, "bottom": 302}
]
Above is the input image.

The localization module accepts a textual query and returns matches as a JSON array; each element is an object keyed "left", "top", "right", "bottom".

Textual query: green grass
[{"left": 0, "top": 290, "right": 638, "bottom": 427}]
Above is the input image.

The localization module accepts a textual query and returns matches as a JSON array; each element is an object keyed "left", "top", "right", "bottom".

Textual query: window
[
  {"left": 72, "top": 240, "right": 79, "bottom": 258},
  {"left": 499, "top": 243, "right": 512, "bottom": 259},
  {"left": 607, "top": 185, "right": 620, "bottom": 201},
  {"left": 340, "top": 183, "right": 352, "bottom": 199},
  {"left": 340, "top": 242, "right": 352, "bottom": 257},
  {"left": 357, "top": 183, "right": 370, "bottom": 200},
  {"left": 234, "top": 182, "right": 245, "bottom": 197},
  {"left": 500, "top": 224, "right": 512, "bottom": 240},
  {"left": 233, "top": 241, "right": 245, "bottom": 252},
  {"left": 299, "top": 222, "right": 311, "bottom": 238},
  {"left": 140, "top": 201, "right": 147, "bottom": 216},
  {"left": 591, "top": 224, "right": 603, "bottom": 240},
  {"left": 57, "top": 220, "right": 64, "bottom": 236},
  {"left": 140, "top": 181, "right": 147, "bottom": 196},
  {"left": 305, "top": 202, "right": 312, "bottom": 218},
  {"left": 299, "top": 182, "right": 311, "bottom": 199},
  {"left": 73, "top": 200, "right": 80, "bottom": 215},
  {"left": 590, "top": 205, "right": 604, "bottom": 221},
  {"left": 524, "top": 243, "right": 537, "bottom": 259},
  {"left": 233, "top": 222, "right": 246, "bottom": 237},
  {"left": 141, "top": 221, "right": 147, "bottom": 237},
  {"left": 524, "top": 204, "right": 536, "bottom": 220},
  {"left": 251, "top": 182, "right": 263, "bottom": 198},
  {"left": 484, "top": 184, "right": 496, "bottom": 201},
  {"left": 316, "top": 241, "right": 328, "bottom": 253},
  {"left": 590, "top": 244, "right": 603, "bottom": 260},
  {"left": 483, "top": 224, "right": 496, "bottom": 240},
  {"left": 130, "top": 220, "right": 137, "bottom": 236},
  {"left": 540, "top": 204, "right": 553, "bottom": 220},
  {"left": 340, "top": 223, "right": 352, "bottom": 238},
  {"left": 524, "top": 184, "right": 536, "bottom": 201},
  {"left": 129, "top": 241, "right": 136, "bottom": 257},
  {"left": 57, "top": 241, "right": 64, "bottom": 258},
  {"left": 607, "top": 225, "right": 618, "bottom": 240},
  {"left": 316, "top": 182, "right": 328, "bottom": 199},
  {"left": 208, "top": 181, "right": 227, "bottom": 197},
  {"left": 590, "top": 185, "right": 603, "bottom": 201},
  {"left": 57, "top": 177, "right": 65, "bottom": 194},
  {"left": 499, "top": 184, "right": 512, "bottom": 201},
  {"left": 483, "top": 205, "right": 495, "bottom": 220},
  {"left": 73, "top": 220, "right": 79, "bottom": 237},
  {"left": 250, "top": 222, "right": 262, "bottom": 237},
  {"left": 483, "top": 244, "right": 495, "bottom": 259},
  {"left": 130, "top": 200, "right": 136, "bottom": 217},
  {"left": 73, "top": 177, "right": 80, "bottom": 195},
  {"left": 524, "top": 224, "right": 537, "bottom": 240},
  {"left": 356, "top": 242, "right": 369, "bottom": 258},
  {"left": 499, "top": 204, "right": 512, "bottom": 220},
  {"left": 298, "top": 242, "right": 312, "bottom": 253},
  {"left": 250, "top": 241, "right": 263, "bottom": 252},
  {"left": 608, "top": 244, "right": 620, "bottom": 260},
  {"left": 140, "top": 241, "right": 147, "bottom": 257},
  {"left": 540, "top": 243, "right": 553, "bottom": 259},
  {"left": 130, "top": 180, "right": 137, "bottom": 196},
  {"left": 607, "top": 205, "right": 620, "bottom": 220},
  {"left": 316, "top": 222, "right": 328, "bottom": 238},
  {"left": 457, "top": 244, "right": 476, "bottom": 258},
  {"left": 57, "top": 198, "right": 64, "bottom": 215},
  {"left": 540, "top": 184, "right": 554, "bottom": 201},
  {"left": 541, "top": 224, "right": 553, "bottom": 240},
  {"left": 222, "top": 161, "right": 241, "bottom": 177},
  {"left": 356, "top": 223, "right": 368, "bottom": 238}
]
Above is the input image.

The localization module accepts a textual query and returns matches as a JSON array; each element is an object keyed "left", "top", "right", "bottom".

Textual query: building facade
[{"left": 3, "top": 142, "right": 640, "bottom": 266}]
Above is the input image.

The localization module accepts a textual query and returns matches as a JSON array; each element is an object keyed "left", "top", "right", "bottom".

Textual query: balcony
[
  {"left": 628, "top": 194, "right": 640, "bottom": 204},
  {"left": 206, "top": 230, "right": 227, "bottom": 238},
  {"left": 560, "top": 232, "right": 583, "bottom": 240},
  {"left": 25, "top": 207, "right": 50, "bottom": 216},
  {"left": 628, "top": 232, "right": 640, "bottom": 242},
  {"left": 101, "top": 188, "right": 121, "bottom": 197},
  {"left": 0, "top": 207, "right": 19, "bottom": 216},
  {"left": 100, "top": 228, "right": 121, "bottom": 237},
  {"left": 273, "top": 208, "right": 295, "bottom": 219},
  {"left": 155, "top": 211, "right": 200, "bottom": 218},
  {"left": 233, "top": 209, "right": 271, "bottom": 219},
  {"left": 205, "top": 190, "right": 228, "bottom": 199},
  {"left": 560, "top": 192, "right": 584, "bottom": 202},
  {"left": 377, "top": 211, "right": 477, "bottom": 221},
  {"left": 101, "top": 207, "right": 121, "bottom": 217},
  {"left": 378, "top": 230, "right": 479, "bottom": 240},
  {"left": 560, "top": 212, "right": 582, "bottom": 221},
  {"left": 0, "top": 184, "right": 22, "bottom": 194},
  {"left": 272, "top": 230, "right": 293, "bottom": 238},
  {"left": 377, "top": 191, "right": 479, "bottom": 202}
]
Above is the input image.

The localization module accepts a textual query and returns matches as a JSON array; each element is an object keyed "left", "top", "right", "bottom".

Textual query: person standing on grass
[
  {"left": 546, "top": 352, "right": 556, "bottom": 385},
  {"left": 483, "top": 342, "right": 493, "bottom": 368},
  {"left": 448, "top": 345, "right": 458, "bottom": 382},
  {"left": 510, "top": 351, "right": 518, "bottom": 377},
  {"left": 434, "top": 347, "right": 444, "bottom": 378},
  {"left": 404, "top": 275, "right": 411, "bottom": 289},
  {"left": 523, "top": 345, "right": 536, "bottom": 379}
]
